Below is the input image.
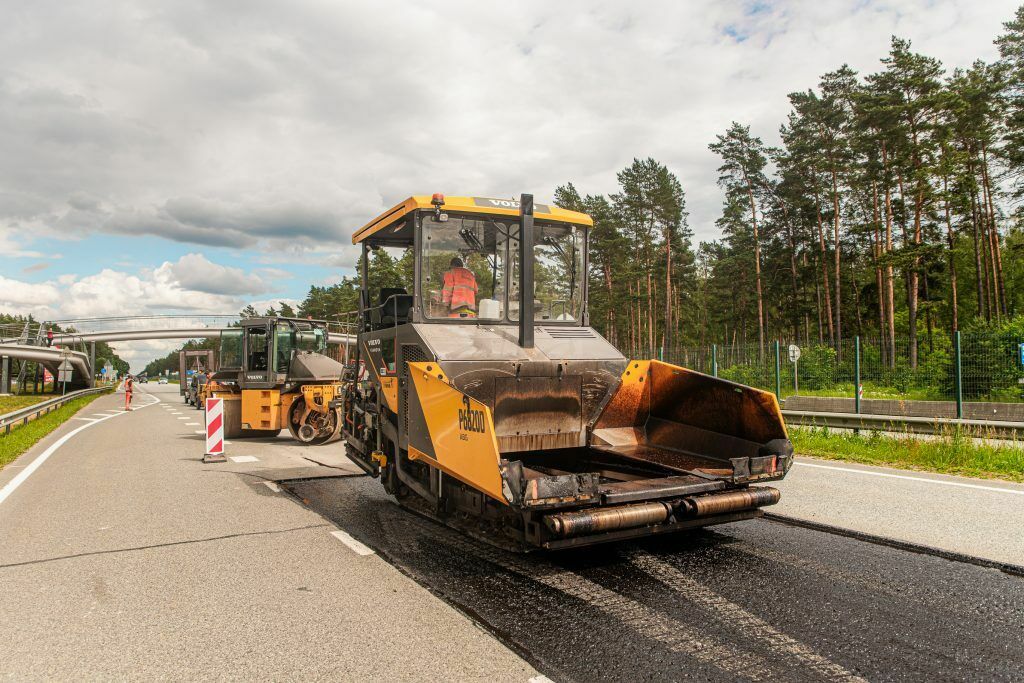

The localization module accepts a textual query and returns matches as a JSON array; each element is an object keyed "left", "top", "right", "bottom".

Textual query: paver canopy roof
[{"left": 352, "top": 195, "right": 593, "bottom": 244}]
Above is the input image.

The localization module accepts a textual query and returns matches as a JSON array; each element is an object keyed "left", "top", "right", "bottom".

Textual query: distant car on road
[
  {"left": 158, "top": 377, "right": 168, "bottom": 385},
  {"left": 138, "top": 376, "right": 148, "bottom": 384}
]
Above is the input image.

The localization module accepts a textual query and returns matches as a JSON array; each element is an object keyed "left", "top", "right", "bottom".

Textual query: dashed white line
[
  {"left": 71, "top": 417, "right": 97, "bottom": 422},
  {"left": 330, "top": 529, "right": 375, "bottom": 556},
  {"left": 794, "top": 461, "right": 1024, "bottom": 496},
  {"left": 194, "top": 430, "right": 205, "bottom": 435},
  {"left": 229, "top": 455, "right": 259, "bottom": 463},
  {"left": 185, "top": 422, "right": 200, "bottom": 426}
]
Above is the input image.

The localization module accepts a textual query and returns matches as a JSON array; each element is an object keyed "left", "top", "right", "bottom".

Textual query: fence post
[
  {"left": 711, "top": 344, "right": 718, "bottom": 377},
  {"left": 659, "top": 346, "right": 664, "bottom": 362},
  {"left": 854, "top": 336, "right": 861, "bottom": 414},
  {"left": 774, "top": 340, "right": 781, "bottom": 399},
  {"left": 954, "top": 330, "right": 963, "bottom": 419}
]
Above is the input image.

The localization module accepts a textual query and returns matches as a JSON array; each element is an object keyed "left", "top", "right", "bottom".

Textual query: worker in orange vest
[
  {"left": 441, "top": 257, "right": 478, "bottom": 318},
  {"left": 124, "top": 374, "right": 134, "bottom": 411}
]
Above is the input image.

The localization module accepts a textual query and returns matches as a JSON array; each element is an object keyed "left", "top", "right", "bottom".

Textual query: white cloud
[
  {"left": 166, "top": 253, "right": 268, "bottom": 296},
  {"left": 0, "top": 275, "right": 61, "bottom": 316},
  {"left": 0, "top": 254, "right": 291, "bottom": 369},
  {"left": 0, "top": 0, "right": 1018, "bottom": 259}
]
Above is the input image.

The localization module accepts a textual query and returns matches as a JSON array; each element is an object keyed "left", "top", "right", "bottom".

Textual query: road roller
[{"left": 204, "top": 316, "right": 343, "bottom": 444}]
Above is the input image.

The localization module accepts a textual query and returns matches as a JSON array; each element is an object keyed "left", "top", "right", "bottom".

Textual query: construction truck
[
  {"left": 179, "top": 349, "right": 215, "bottom": 407},
  {"left": 203, "top": 317, "right": 344, "bottom": 444},
  {"left": 339, "top": 194, "right": 793, "bottom": 550}
]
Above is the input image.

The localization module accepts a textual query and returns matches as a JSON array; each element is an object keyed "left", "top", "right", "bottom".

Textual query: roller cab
[{"left": 340, "top": 194, "right": 793, "bottom": 550}]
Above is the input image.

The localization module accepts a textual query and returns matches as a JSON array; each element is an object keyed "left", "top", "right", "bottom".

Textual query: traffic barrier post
[
  {"left": 203, "top": 397, "right": 226, "bottom": 463},
  {"left": 774, "top": 340, "right": 781, "bottom": 399},
  {"left": 854, "top": 336, "right": 861, "bottom": 414},
  {"left": 954, "top": 330, "right": 963, "bottom": 419}
]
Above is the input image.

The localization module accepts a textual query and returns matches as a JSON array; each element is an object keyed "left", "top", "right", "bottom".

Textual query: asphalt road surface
[
  {"left": 287, "top": 476, "right": 1024, "bottom": 682},
  {"left": 0, "top": 383, "right": 538, "bottom": 681},
  {"left": 2, "top": 381, "right": 1023, "bottom": 681}
]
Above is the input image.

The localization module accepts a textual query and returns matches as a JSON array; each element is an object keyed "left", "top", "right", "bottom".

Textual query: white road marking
[
  {"left": 185, "top": 422, "right": 200, "bottom": 426},
  {"left": 71, "top": 417, "right": 97, "bottom": 422},
  {"left": 795, "top": 461, "right": 1024, "bottom": 496},
  {"left": 194, "top": 430, "right": 205, "bottom": 435},
  {"left": 224, "top": 440, "right": 233, "bottom": 445},
  {"left": 528, "top": 677, "right": 554, "bottom": 683},
  {"left": 177, "top": 417, "right": 189, "bottom": 420},
  {"left": 229, "top": 455, "right": 259, "bottom": 463},
  {"left": 0, "top": 391, "right": 161, "bottom": 508},
  {"left": 263, "top": 481, "right": 281, "bottom": 492},
  {"left": 330, "top": 529, "right": 375, "bottom": 556}
]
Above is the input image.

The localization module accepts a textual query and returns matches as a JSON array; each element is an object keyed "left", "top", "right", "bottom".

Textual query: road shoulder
[{"left": 774, "top": 456, "right": 1024, "bottom": 565}]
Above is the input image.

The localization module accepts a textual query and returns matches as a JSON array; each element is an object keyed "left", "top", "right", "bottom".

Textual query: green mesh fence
[{"left": 620, "top": 331, "right": 1024, "bottom": 405}]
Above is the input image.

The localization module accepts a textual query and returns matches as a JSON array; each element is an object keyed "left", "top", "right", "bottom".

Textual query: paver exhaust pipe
[{"left": 518, "top": 193, "right": 534, "bottom": 349}]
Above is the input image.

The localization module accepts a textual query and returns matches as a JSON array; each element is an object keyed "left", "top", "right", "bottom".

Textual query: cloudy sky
[{"left": 1, "top": 0, "right": 1020, "bottom": 368}]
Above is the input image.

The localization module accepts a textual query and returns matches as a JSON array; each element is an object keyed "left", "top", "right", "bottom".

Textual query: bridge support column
[
  {"left": 1, "top": 356, "right": 10, "bottom": 394},
  {"left": 89, "top": 342, "right": 96, "bottom": 388}
]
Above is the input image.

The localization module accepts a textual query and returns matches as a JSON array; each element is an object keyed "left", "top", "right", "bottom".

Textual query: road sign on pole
[
  {"left": 59, "top": 350, "right": 72, "bottom": 395},
  {"left": 203, "top": 397, "right": 226, "bottom": 463},
  {"left": 788, "top": 345, "right": 800, "bottom": 394}
]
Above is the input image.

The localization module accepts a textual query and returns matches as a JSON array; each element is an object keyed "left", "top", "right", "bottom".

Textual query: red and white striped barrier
[{"left": 203, "top": 397, "right": 226, "bottom": 463}]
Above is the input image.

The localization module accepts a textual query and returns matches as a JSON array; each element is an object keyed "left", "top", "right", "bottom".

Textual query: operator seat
[{"left": 375, "top": 287, "right": 413, "bottom": 328}]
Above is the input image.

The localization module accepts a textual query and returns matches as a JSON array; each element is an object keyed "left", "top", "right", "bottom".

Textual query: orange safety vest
[{"left": 442, "top": 267, "right": 478, "bottom": 316}]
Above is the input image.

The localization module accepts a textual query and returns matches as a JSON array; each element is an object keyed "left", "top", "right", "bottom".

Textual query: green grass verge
[
  {"left": 780, "top": 381, "right": 1021, "bottom": 402},
  {"left": 0, "top": 394, "right": 52, "bottom": 413},
  {"left": 791, "top": 426, "right": 1024, "bottom": 482},
  {"left": 0, "top": 389, "right": 113, "bottom": 471}
]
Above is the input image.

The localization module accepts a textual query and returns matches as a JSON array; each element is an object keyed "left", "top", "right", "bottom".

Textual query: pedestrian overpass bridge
[{"left": 0, "top": 316, "right": 356, "bottom": 393}]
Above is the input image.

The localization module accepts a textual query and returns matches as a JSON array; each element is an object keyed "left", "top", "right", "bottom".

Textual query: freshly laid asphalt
[
  {"left": 1, "top": 382, "right": 1023, "bottom": 681},
  {"left": 288, "top": 475, "right": 1024, "bottom": 682}
]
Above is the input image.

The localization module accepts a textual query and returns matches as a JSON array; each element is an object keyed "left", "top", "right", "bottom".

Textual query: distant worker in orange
[
  {"left": 441, "top": 257, "right": 478, "bottom": 318},
  {"left": 123, "top": 374, "right": 134, "bottom": 411}
]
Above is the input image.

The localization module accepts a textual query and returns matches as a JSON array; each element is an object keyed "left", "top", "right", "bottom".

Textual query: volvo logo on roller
[
  {"left": 458, "top": 395, "right": 485, "bottom": 434},
  {"left": 472, "top": 197, "right": 550, "bottom": 213}
]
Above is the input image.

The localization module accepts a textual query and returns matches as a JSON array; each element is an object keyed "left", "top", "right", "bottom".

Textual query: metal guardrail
[
  {"left": 782, "top": 409, "right": 1024, "bottom": 439},
  {"left": 1, "top": 386, "right": 112, "bottom": 435}
]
